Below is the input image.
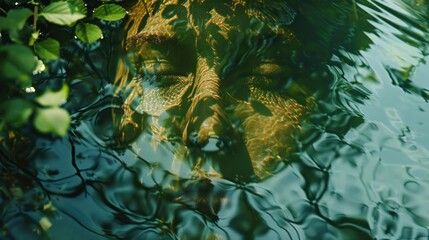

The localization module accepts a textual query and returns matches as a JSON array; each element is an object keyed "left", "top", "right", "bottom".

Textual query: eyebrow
[
  {"left": 126, "top": 32, "right": 179, "bottom": 51},
  {"left": 128, "top": 29, "right": 293, "bottom": 43},
  {"left": 126, "top": 30, "right": 298, "bottom": 60}
]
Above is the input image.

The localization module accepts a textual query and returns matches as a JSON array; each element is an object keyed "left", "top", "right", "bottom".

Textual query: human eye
[
  {"left": 134, "top": 56, "right": 189, "bottom": 88},
  {"left": 241, "top": 61, "right": 310, "bottom": 102},
  {"left": 246, "top": 62, "right": 290, "bottom": 91},
  {"left": 141, "top": 59, "right": 178, "bottom": 75}
]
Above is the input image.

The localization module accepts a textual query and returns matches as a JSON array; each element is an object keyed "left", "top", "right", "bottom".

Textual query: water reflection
[
  {"left": 1, "top": 0, "right": 429, "bottom": 239},
  {"left": 116, "top": 0, "right": 319, "bottom": 181}
]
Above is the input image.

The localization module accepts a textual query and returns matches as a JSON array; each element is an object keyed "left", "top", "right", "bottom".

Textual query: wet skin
[{"left": 118, "top": 0, "right": 314, "bottom": 181}]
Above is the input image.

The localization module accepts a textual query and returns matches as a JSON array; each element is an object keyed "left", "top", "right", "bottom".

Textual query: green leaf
[
  {"left": 0, "top": 99, "right": 33, "bottom": 128},
  {"left": 34, "top": 107, "right": 71, "bottom": 136},
  {"left": 0, "top": 8, "right": 33, "bottom": 31},
  {"left": 75, "top": 22, "right": 102, "bottom": 43},
  {"left": 68, "top": 0, "right": 88, "bottom": 15},
  {"left": 8, "top": 24, "right": 32, "bottom": 44},
  {"left": 36, "top": 85, "right": 69, "bottom": 107},
  {"left": 40, "top": 1, "right": 86, "bottom": 26},
  {"left": 93, "top": 4, "right": 127, "bottom": 21},
  {"left": 0, "top": 44, "right": 36, "bottom": 84},
  {"left": 34, "top": 38, "right": 60, "bottom": 60},
  {"left": 0, "top": 17, "right": 13, "bottom": 31},
  {"left": 7, "top": 8, "right": 33, "bottom": 30}
]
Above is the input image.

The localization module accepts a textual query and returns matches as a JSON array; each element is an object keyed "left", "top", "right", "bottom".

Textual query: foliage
[{"left": 0, "top": 0, "right": 127, "bottom": 137}]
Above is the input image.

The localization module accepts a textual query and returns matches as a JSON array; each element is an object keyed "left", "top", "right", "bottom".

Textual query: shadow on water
[{"left": 1, "top": 0, "right": 429, "bottom": 239}]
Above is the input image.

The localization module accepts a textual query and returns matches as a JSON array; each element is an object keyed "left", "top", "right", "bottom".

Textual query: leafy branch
[{"left": 0, "top": 0, "right": 127, "bottom": 137}]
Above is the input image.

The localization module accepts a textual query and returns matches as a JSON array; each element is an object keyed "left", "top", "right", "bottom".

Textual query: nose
[
  {"left": 183, "top": 57, "right": 229, "bottom": 150},
  {"left": 185, "top": 103, "right": 231, "bottom": 153},
  {"left": 183, "top": 57, "right": 255, "bottom": 181}
]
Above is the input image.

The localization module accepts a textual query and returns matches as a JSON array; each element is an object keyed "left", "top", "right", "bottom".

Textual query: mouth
[
  {"left": 124, "top": 116, "right": 293, "bottom": 183},
  {"left": 117, "top": 101, "right": 300, "bottom": 183},
  {"left": 182, "top": 136, "right": 257, "bottom": 183}
]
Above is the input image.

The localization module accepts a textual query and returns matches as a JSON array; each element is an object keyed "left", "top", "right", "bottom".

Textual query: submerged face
[{"left": 119, "top": 0, "right": 315, "bottom": 181}]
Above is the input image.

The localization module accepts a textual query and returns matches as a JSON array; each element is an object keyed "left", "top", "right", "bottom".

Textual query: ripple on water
[{"left": 3, "top": 1, "right": 429, "bottom": 239}]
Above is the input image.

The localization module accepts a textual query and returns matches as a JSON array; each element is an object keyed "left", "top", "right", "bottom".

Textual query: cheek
[
  {"left": 236, "top": 99, "right": 307, "bottom": 178},
  {"left": 119, "top": 79, "right": 190, "bottom": 146},
  {"left": 138, "top": 81, "right": 191, "bottom": 116}
]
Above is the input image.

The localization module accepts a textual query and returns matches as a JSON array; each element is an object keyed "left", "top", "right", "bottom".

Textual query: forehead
[
  {"left": 126, "top": 0, "right": 301, "bottom": 67},
  {"left": 127, "top": 0, "right": 297, "bottom": 39}
]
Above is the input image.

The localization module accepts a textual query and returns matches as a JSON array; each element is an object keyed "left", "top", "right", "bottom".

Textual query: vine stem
[
  {"left": 0, "top": 8, "right": 7, "bottom": 15},
  {"left": 33, "top": 5, "right": 39, "bottom": 32}
]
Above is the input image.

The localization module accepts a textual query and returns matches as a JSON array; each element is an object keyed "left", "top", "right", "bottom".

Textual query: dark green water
[{"left": 1, "top": 1, "right": 429, "bottom": 239}]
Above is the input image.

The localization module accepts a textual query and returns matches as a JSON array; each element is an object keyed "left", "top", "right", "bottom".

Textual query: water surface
[{"left": 1, "top": 1, "right": 429, "bottom": 239}]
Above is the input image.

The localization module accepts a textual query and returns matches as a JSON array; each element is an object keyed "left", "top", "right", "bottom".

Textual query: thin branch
[
  {"left": 33, "top": 5, "right": 39, "bottom": 33},
  {"left": 0, "top": 8, "right": 7, "bottom": 16}
]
